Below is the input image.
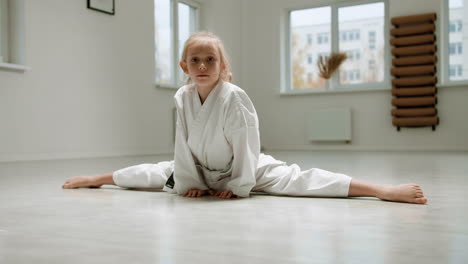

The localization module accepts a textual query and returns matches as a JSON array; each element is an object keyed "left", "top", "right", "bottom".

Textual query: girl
[{"left": 63, "top": 32, "right": 427, "bottom": 204}]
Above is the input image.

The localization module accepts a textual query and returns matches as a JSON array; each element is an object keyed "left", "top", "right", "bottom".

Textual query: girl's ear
[{"left": 179, "top": 61, "right": 188, "bottom": 74}]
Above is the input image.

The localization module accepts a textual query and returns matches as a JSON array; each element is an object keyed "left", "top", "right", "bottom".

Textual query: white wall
[
  {"left": 241, "top": 0, "right": 468, "bottom": 151},
  {"left": 198, "top": 0, "right": 242, "bottom": 84},
  {"left": 0, "top": 0, "right": 170, "bottom": 162}
]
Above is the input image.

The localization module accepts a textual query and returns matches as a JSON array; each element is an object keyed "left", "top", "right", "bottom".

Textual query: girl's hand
[
  {"left": 215, "top": 190, "right": 240, "bottom": 199},
  {"left": 184, "top": 188, "right": 214, "bottom": 198}
]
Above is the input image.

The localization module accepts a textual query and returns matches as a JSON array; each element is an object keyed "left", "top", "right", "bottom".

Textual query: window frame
[
  {"left": 284, "top": 0, "right": 389, "bottom": 94},
  {"left": 440, "top": 0, "right": 468, "bottom": 86},
  {"left": 0, "top": 0, "right": 29, "bottom": 72},
  {"left": 154, "top": 0, "right": 200, "bottom": 90},
  {"left": 0, "top": 0, "right": 9, "bottom": 64}
]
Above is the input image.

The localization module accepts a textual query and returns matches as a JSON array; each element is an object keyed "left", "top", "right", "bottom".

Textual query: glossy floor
[{"left": 0, "top": 151, "right": 467, "bottom": 264}]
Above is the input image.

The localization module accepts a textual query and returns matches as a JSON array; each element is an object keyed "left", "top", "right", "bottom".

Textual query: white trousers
[{"left": 113, "top": 154, "right": 352, "bottom": 197}]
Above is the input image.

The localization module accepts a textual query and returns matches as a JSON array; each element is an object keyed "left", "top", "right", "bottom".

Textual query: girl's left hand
[
  {"left": 215, "top": 190, "right": 240, "bottom": 199},
  {"left": 184, "top": 188, "right": 214, "bottom": 198}
]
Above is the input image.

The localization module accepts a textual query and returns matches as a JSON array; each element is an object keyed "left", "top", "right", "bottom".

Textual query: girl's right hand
[{"left": 184, "top": 188, "right": 214, "bottom": 198}]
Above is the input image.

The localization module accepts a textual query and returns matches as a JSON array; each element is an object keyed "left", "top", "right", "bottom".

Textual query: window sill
[
  {"left": 280, "top": 82, "right": 468, "bottom": 96},
  {"left": 439, "top": 81, "right": 468, "bottom": 88},
  {"left": 280, "top": 86, "right": 390, "bottom": 96},
  {"left": 155, "top": 84, "right": 179, "bottom": 90},
  {"left": 0, "top": 62, "right": 31, "bottom": 72}
]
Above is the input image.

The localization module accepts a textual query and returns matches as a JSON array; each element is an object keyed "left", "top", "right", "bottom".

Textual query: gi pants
[{"left": 112, "top": 154, "right": 351, "bottom": 197}]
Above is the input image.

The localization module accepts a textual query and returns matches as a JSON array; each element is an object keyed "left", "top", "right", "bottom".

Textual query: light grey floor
[{"left": 1, "top": 151, "right": 467, "bottom": 264}]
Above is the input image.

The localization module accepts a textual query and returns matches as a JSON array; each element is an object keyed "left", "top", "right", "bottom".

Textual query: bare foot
[
  {"left": 377, "top": 184, "right": 427, "bottom": 204},
  {"left": 62, "top": 176, "right": 102, "bottom": 189}
]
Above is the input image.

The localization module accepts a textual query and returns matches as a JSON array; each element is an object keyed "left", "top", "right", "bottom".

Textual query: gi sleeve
[
  {"left": 224, "top": 93, "right": 260, "bottom": 197},
  {"left": 167, "top": 97, "right": 209, "bottom": 195}
]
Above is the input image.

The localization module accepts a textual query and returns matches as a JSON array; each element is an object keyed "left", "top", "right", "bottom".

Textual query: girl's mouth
[{"left": 197, "top": 74, "right": 209, "bottom": 77}]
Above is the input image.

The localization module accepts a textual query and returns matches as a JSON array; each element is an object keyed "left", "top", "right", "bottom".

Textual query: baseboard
[
  {"left": 0, "top": 148, "right": 174, "bottom": 163},
  {"left": 263, "top": 145, "right": 468, "bottom": 152}
]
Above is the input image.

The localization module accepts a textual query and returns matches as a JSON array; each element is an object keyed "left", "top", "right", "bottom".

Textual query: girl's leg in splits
[
  {"left": 62, "top": 161, "right": 174, "bottom": 189},
  {"left": 254, "top": 154, "right": 427, "bottom": 204},
  {"left": 348, "top": 179, "right": 427, "bottom": 204},
  {"left": 62, "top": 173, "right": 114, "bottom": 189}
]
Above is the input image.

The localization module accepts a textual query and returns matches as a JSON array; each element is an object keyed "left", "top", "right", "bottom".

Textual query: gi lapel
[{"left": 187, "top": 81, "right": 224, "bottom": 149}]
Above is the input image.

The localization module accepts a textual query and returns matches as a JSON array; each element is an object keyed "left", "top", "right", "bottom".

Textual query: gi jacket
[{"left": 163, "top": 80, "right": 260, "bottom": 197}]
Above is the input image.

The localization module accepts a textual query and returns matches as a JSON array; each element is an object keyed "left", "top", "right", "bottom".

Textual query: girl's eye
[
  {"left": 190, "top": 58, "right": 199, "bottom": 63},
  {"left": 207, "top": 57, "right": 214, "bottom": 62}
]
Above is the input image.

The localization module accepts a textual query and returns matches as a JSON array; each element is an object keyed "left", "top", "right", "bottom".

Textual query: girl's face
[{"left": 180, "top": 40, "right": 225, "bottom": 90}]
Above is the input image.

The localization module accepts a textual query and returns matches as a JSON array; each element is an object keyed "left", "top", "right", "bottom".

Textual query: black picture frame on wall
[{"left": 87, "top": 0, "right": 115, "bottom": 15}]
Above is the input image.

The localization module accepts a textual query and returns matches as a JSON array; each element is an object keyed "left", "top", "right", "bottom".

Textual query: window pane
[
  {"left": 178, "top": 3, "right": 197, "bottom": 85},
  {"left": 450, "top": 21, "right": 456, "bottom": 32},
  {"left": 338, "top": 2, "right": 384, "bottom": 85},
  {"left": 154, "top": 0, "right": 173, "bottom": 85},
  {"left": 290, "top": 7, "right": 331, "bottom": 90},
  {"left": 449, "top": 0, "right": 468, "bottom": 81}
]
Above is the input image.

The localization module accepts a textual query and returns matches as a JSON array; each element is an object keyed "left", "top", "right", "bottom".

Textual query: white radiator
[{"left": 306, "top": 108, "right": 352, "bottom": 143}]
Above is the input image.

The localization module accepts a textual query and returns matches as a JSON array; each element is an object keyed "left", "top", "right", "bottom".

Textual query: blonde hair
[{"left": 180, "top": 32, "right": 232, "bottom": 83}]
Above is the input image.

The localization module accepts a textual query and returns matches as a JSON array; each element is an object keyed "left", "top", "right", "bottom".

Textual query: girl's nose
[{"left": 199, "top": 63, "right": 207, "bottom": 71}]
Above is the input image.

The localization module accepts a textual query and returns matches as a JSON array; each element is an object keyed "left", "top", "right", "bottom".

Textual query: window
[
  {"left": 450, "top": 21, "right": 456, "bottom": 32},
  {"left": 338, "top": 2, "right": 385, "bottom": 86},
  {"left": 340, "top": 30, "right": 360, "bottom": 42},
  {"left": 449, "top": 42, "right": 463, "bottom": 55},
  {"left": 307, "top": 54, "right": 313, "bottom": 64},
  {"left": 449, "top": 20, "right": 463, "bottom": 32},
  {"left": 449, "top": 43, "right": 455, "bottom": 54},
  {"left": 317, "top": 32, "right": 329, "bottom": 44},
  {"left": 307, "top": 34, "right": 312, "bottom": 45},
  {"left": 0, "top": 0, "right": 8, "bottom": 63},
  {"left": 288, "top": 0, "right": 387, "bottom": 92},
  {"left": 0, "top": 0, "right": 27, "bottom": 71},
  {"left": 343, "top": 70, "right": 360, "bottom": 82},
  {"left": 290, "top": 7, "right": 331, "bottom": 89},
  {"left": 154, "top": 0, "right": 199, "bottom": 88},
  {"left": 369, "top": 31, "right": 376, "bottom": 49},
  {"left": 444, "top": 0, "right": 468, "bottom": 83},
  {"left": 449, "top": 65, "right": 463, "bottom": 78},
  {"left": 345, "top": 50, "right": 361, "bottom": 61}
]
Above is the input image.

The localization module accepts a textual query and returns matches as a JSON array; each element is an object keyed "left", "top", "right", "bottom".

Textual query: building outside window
[{"left": 446, "top": 0, "right": 468, "bottom": 82}]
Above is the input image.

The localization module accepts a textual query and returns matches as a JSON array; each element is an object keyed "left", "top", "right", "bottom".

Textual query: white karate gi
[{"left": 113, "top": 81, "right": 351, "bottom": 197}]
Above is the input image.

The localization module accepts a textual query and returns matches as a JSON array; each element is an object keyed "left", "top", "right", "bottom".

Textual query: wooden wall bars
[{"left": 390, "top": 13, "right": 439, "bottom": 131}]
